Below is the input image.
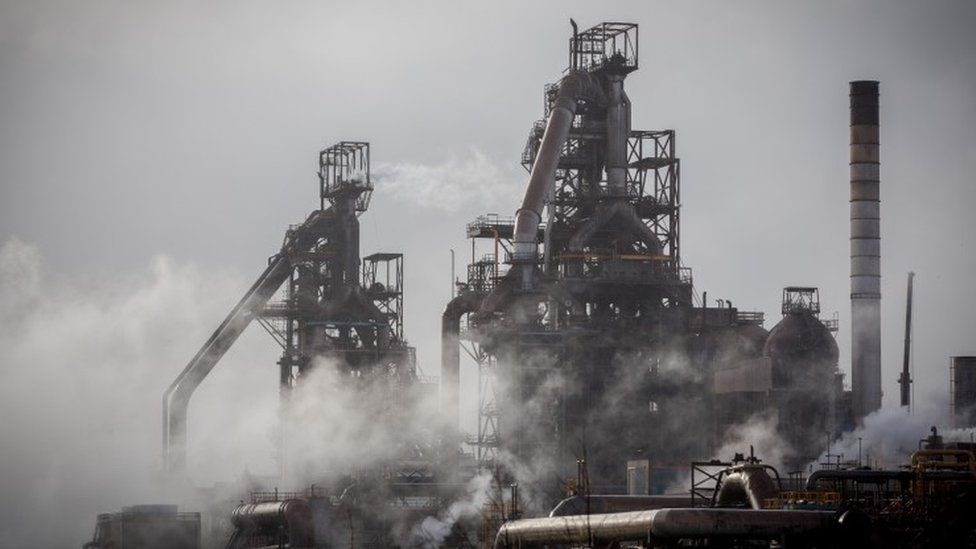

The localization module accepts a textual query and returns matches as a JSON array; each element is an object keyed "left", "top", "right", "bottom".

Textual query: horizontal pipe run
[
  {"left": 805, "top": 469, "right": 975, "bottom": 490},
  {"left": 548, "top": 495, "right": 692, "bottom": 517},
  {"left": 494, "top": 508, "right": 841, "bottom": 548}
]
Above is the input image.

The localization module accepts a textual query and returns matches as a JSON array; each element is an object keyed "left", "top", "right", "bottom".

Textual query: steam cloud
[
  {"left": 811, "top": 394, "right": 975, "bottom": 471},
  {"left": 373, "top": 150, "right": 523, "bottom": 212},
  {"left": 406, "top": 473, "right": 492, "bottom": 548},
  {"left": 279, "top": 356, "right": 442, "bottom": 488},
  {"left": 0, "top": 237, "right": 278, "bottom": 547}
]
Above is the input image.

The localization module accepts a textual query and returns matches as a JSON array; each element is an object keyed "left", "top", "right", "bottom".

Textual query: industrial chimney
[{"left": 850, "top": 80, "right": 882, "bottom": 420}]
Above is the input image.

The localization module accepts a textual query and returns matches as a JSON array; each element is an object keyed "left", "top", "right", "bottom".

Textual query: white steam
[
  {"left": 811, "top": 402, "right": 975, "bottom": 471},
  {"left": 406, "top": 473, "right": 492, "bottom": 548},
  {"left": 714, "top": 412, "right": 792, "bottom": 470},
  {"left": 279, "top": 356, "right": 441, "bottom": 488},
  {"left": 373, "top": 150, "right": 522, "bottom": 212},
  {"left": 0, "top": 237, "right": 278, "bottom": 546}
]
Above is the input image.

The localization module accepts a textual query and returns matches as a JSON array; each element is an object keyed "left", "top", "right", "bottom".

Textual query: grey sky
[{"left": 2, "top": 0, "right": 975, "bottom": 487}]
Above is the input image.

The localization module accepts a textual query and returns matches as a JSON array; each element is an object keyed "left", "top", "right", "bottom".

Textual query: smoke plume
[{"left": 0, "top": 237, "right": 278, "bottom": 547}]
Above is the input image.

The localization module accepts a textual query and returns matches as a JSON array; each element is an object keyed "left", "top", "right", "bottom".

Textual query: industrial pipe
[
  {"left": 605, "top": 74, "right": 631, "bottom": 197},
  {"left": 805, "top": 468, "right": 974, "bottom": 490},
  {"left": 227, "top": 499, "right": 313, "bottom": 549},
  {"left": 850, "top": 80, "right": 882, "bottom": 420},
  {"left": 715, "top": 465, "right": 779, "bottom": 510},
  {"left": 440, "top": 291, "right": 484, "bottom": 434},
  {"left": 567, "top": 200, "right": 663, "bottom": 256},
  {"left": 163, "top": 210, "right": 328, "bottom": 473},
  {"left": 511, "top": 70, "right": 604, "bottom": 283},
  {"left": 806, "top": 469, "right": 910, "bottom": 490},
  {"left": 493, "top": 508, "right": 842, "bottom": 548},
  {"left": 163, "top": 254, "right": 293, "bottom": 473},
  {"left": 549, "top": 495, "right": 691, "bottom": 517}
]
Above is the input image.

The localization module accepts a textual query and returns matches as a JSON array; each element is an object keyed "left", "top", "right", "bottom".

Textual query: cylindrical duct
[
  {"left": 440, "top": 292, "right": 483, "bottom": 435},
  {"left": 511, "top": 71, "right": 603, "bottom": 279},
  {"left": 605, "top": 74, "right": 631, "bottom": 197},
  {"left": 493, "top": 508, "right": 843, "bottom": 548},
  {"left": 850, "top": 80, "right": 882, "bottom": 420}
]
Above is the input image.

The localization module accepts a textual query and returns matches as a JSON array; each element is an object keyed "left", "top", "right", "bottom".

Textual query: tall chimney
[{"left": 850, "top": 80, "right": 882, "bottom": 419}]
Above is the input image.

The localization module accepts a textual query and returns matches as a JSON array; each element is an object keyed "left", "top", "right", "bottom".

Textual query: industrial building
[
  {"left": 80, "top": 19, "right": 976, "bottom": 549},
  {"left": 951, "top": 356, "right": 976, "bottom": 428},
  {"left": 160, "top": 141, "right": 460, "bottom": 547},
  {"left": 443, "top": 22, "right": 851, "bottom": 501}
]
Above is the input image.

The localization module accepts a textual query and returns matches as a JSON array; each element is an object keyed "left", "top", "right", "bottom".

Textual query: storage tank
[
  {"left": 762, "top": 288, "right": 840, "bottom": 469},
  {"left": 764, "top": 314, "right": 838, "bottom": 389},
  {"left": 764, "top": 288, "right": 838, "bottom": 389}
]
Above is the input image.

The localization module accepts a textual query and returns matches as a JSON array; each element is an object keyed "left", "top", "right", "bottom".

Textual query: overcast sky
[{"left": 2, "top": 0, "right": 976, "bottom": 494}]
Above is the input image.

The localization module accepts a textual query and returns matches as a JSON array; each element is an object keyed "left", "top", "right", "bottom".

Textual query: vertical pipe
[
  {"left": 850, "top": 80, "right": 882, "bottom": 420},
  {"left": 605, "top": 75, "right": 631, "bottom": 197},
  {"left": 900, "top": 272, "right": 915, "bottom": 408},
  {"left": 441, "top": 292, "right": 482, "bottom": 437}
]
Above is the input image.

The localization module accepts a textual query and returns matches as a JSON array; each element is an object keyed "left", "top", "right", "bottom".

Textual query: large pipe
[
  {"left": 714, "top": 466, "right": 779, "bottom": 510},
  {"left": 440, "top": 291, "right": 484, "bottom": 434},
  {"left": 493, "top": 508, "right": 842, "bottom": 548},
  {"left": 228, "top": 499, "right": 313, "bottom": 549},
  {"left": 850, "top": 80, "right": 882, "bottom": 420},
  {"left": 163, "top": 210, "right": 327, "bottom": 473},
  {"left": 605, "top": 75, "right": 631, "bottom": 197},
  {"left": 511, "top": 71, "right": 603, "bottom": 280},
  {"left": 163, "top": 254, "right": 293, "bottom": 473},
  {"left": 549, "top": 495, "right": 691, "bottom": 517},
  {"left": 567, "top": 200, "right": 662, "bottom": 255}
]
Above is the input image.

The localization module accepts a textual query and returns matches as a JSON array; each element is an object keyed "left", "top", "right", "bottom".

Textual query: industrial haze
[{"left": 1, "top": 0, "right": 976, "bottom": 546}]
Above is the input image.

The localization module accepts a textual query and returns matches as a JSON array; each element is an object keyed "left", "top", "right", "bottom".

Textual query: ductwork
[
  {"left": 567, "top": 199, "right": 663, "bottom": 255},
  {"left": 441, "top": 291, "right": 484, "bottom": 434},
  {"left": 493, "top": 508, "right": 844, "bottom": 548},
  {"left": 163, "top": 251, "right": 294, "bottom": 474},
  {"left": 163, "top": 210, "right": 330, "bottom": 473},
  {"left": 605, "top": 74, "right": 630, "bottom": 197},
  {"left": 511, "top": 70, "right": 604, "bottom": 285}
]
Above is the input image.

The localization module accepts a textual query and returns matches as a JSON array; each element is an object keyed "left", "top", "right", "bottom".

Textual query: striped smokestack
[{"left": 850, "top": 80, "right": 882, "bottom": 420}]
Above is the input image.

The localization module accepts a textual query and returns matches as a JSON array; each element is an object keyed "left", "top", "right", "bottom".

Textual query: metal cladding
[
  {"left": 714, "top": 465, "right": 779, "bottom": 510},
  {"left": 951, "top": 356, "right": 976, "bottom": 428},
  {"left": 548, "top": 495, "right": 693, "bottom": 517},
  {"left": 850, "top": 80, "right": 882, "bottom": 420},
  {"left": 228, "top": 500, "right": 314, "bottom": 549},
  {"left": 493, "top": 508, "right": 841, "bottom": 548}
]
